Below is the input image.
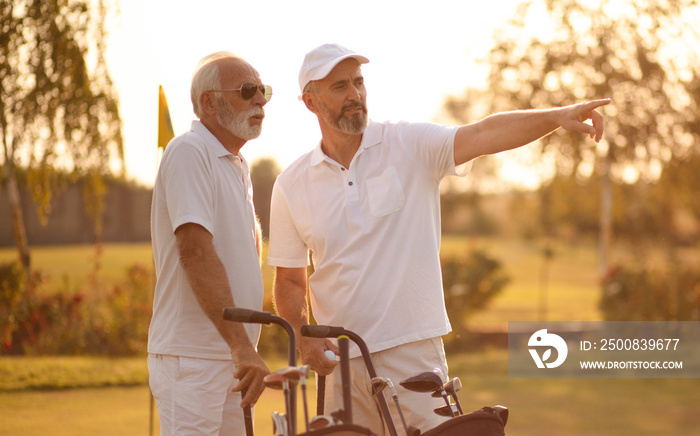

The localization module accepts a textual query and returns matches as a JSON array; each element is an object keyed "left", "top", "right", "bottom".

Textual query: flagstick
[{"left": 150, "top": 85, "right": 174, "bottom": 436}]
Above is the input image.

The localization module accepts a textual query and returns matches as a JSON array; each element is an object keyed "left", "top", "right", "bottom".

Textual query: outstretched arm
[{"left": 454, "top": 98, "right": 610, "bottom": 166}]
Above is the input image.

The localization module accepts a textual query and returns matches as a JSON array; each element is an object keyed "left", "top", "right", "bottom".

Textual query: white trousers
[
  {"left": 324, "top": 337, "right": 451, "bottom": 435},
  {"left": 148, "top": 354, "right": 249, "bottom": 436}
]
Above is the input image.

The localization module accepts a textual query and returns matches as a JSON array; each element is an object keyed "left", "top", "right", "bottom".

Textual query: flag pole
[{"left": 150, "top": 84, "right": 175, "bottom": 436}]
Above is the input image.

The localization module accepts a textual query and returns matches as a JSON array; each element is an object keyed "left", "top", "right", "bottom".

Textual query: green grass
[
  {"left": 0, "top": 356, "right": 148, "bottom": 391},
  {"left": 0, "top": 242, "right": 154, "bottom": 293},
  {"left": 448, "top": 350, "right": 700, "bottom": 436},
  {"left": 441, "top": 236, "right": 603, "bottom": 328},
  {"left": 0, "top": 355, "right": 312, "bottom": 436},
  {"left": 1, "top": 351, "right": 698, "bottom": 435}
]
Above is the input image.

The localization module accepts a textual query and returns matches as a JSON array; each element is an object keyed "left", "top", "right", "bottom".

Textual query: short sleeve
[
  {"left": 161, "top": 141, "right": 215, "bottom": 235},
  {"left": 267, "top": 180, "right": 310, "bottom": 268}
]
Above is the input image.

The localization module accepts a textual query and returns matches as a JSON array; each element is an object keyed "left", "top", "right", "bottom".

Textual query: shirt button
[{"left": 348, "top": 181, "right": 353, "bottom": 186}]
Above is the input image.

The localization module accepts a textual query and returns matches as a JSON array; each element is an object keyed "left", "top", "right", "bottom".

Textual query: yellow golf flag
[{"left": 158, "top": 85, "right": 175, "bottom": 150}]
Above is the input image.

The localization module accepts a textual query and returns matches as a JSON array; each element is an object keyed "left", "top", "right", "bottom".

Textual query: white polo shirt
[
  {"left": 268, "top": 120, "right": 468, "bottom": 357},
  {"left": 149, "top": 120, "right": 263, "bottom": 360}
]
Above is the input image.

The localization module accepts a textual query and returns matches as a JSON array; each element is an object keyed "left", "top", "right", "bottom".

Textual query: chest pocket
[{"left": 366, "top": 166, "right": 405, "bottom": 217}]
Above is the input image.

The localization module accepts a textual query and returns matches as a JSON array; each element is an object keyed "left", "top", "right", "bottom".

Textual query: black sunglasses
[{"left": 208, "top": 83, "right": 272, "bottom": 101}]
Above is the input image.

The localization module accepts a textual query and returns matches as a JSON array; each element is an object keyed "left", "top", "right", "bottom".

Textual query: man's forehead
[{"left": 219, "top": 58, "right": 261, "bottom": 83}]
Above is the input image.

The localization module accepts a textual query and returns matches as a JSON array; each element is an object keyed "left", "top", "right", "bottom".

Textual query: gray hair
[
  {"left": 303, "top": 80, "right": 318, "bottom": 95},
  {"left": 190, "top": 51, "right": 241, "bottom": 118}
]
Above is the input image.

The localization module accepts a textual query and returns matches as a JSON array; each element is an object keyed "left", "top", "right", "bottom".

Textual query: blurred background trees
[
  {"left": 443, "top": 0, "right": 700, "bottom": 275},
  {"left": 2, "top": 0, "right": 700, "bottom": 355},
  {"left": 0, "top": 0, "right": 123, "bottom": 275}
]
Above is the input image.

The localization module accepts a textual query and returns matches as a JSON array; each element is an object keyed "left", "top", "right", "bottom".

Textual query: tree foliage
[
  {"left": 0, "top": 0, "right": 123, "bottom": 271},
  {"left": 444, "top": 0, "right": 700, "bottom": 273},
  {"left": 445, "top": 0, "right": 700, "bottom": 182}
]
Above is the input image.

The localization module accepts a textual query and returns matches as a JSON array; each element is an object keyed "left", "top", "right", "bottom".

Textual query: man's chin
[{"left": 338, "top": 116, "right": 368, "bottom": 135}]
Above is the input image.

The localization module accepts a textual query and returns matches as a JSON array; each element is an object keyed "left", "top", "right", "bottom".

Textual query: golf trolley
[
  {"left": 223, "top": 308, "right": 374, "bottom": 436},
  {"left": 224, "top": 308, "right": 508, "bottom": 436},
  {"left": 301, "top": 325, "right": 509, "bottom": 436}
]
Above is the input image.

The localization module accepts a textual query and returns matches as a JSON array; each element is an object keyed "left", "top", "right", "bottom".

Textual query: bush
[
  {"left": 1, "top": 261, "right": 29, "bottom": 351},
  {"left": 1, "top": 262, "right": 152, "bottom": 356},
  {"left": 600, "top": 264, "right": 700, "bottom": 321},
  {"left": 441, "top": 249, "right": 510, "bottom": 350}
]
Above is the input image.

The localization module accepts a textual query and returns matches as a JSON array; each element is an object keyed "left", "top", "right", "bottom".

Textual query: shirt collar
[
  {"left": 191, "top": 120, "right": 247, "bottom": 165},
  {"left": 310, "top": 120, "right": 382, "bottom": 167}
]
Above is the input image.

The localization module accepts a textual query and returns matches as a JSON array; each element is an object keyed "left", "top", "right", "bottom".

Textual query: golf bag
[{"left": 420, "top": 407, "right": 507, "bottom": 436}]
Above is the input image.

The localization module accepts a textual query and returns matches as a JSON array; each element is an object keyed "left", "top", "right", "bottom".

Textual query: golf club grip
[
  {"left": 241, "top": 388, "right": 254, "bottom": 436},
  {"left": 300, "top": 324, "right": 346, "bottom": 338},
  {"left": 222, "top": 307, "right": 273, "bottom": 324},
  {"left": 339, "top": 336, "right": 352, "bottom": 425},
  {"left": 317, "top": 375, "right": 326, "bottom": 416}
]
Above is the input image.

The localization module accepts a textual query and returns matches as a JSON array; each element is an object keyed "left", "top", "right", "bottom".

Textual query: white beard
[{"left": 216, "top": 96, "right": 263, "bottom": 140}]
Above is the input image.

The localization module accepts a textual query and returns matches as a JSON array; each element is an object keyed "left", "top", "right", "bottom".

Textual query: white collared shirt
[
  {"left": 149, "top": 120, "right": 263, "bottom": 359},
  {"left": 268, "top": 120, "right": 468, "bottom": 357}
]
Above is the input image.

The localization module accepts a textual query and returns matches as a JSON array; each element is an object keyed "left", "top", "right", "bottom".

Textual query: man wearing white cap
[{"left": 269, "top": 43, "right": 609, "bottom": 433}]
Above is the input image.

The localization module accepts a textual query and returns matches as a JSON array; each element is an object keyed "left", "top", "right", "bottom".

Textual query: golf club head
[
  {"left": 275, "top": 366, "right": 306, "bottom": 385},
  {"left": 400, "top": 370, "right": 444, "bottom": 393},
  {"left": 431, "top": 377, "right": 462, "bottom": 398},
  {"left": 263, "top": 372, "right": 287, "bottom": 390},
  {"left": 433, "top": 403, "right": 459, "bottom": 417},
  {"left": 271, "top": 412, "right": 288, "bottom": 436},
  {"left": 407, "top": 425, "right": 422, "bottom": 436},
  {"left": 329, "top": 407, "right": 346, "bottom": 424},
  {"left": 370, "top": 377, "right": 389, "bottom": 397},
  {"left": 309, "top": 414, "right": 338, "bottom": 430}
]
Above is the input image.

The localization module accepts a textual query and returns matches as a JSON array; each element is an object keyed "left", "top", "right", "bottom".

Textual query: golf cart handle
[
  {"left": 222, "top": 307, "right": 297, "bottom": 367},
  {"left": 222, "top": 307, "right": 278, "bottom": 324},
  {"left": 300, "top": 324, "right": 347, "bottom": 338},
  {"left": 301, "top": 324, "right": 400, "bottom": 436},
  {"left": 300, "top": 325, "right": 375, "bottom": 378}
]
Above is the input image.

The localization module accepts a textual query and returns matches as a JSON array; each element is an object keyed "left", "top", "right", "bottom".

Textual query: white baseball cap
[{"left": 298, "top": 43, "right": 369, "bottom": 93}]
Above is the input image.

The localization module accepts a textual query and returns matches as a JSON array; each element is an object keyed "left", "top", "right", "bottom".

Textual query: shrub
[
  {"left": 1, "top": 262, "right": 153, "bottom": 356},
  {"left": 441, "top": 249, "right": 510, "bottom": 350},
  {"left": 600, "top": 264, "right": 700, "bottom": 321},
  {"left": 1, "top": 261, "right": 29, "bottom": 351}
]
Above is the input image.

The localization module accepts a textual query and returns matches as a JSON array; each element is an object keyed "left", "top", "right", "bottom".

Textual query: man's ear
[
  {"left": 302, "top": 92, "right": 318, "bottom": 114},
  {"left": 200, "top": 92, "right": 217, "bottom": 115}
]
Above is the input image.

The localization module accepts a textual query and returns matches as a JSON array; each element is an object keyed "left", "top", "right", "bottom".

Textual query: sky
[{"left": 105, "top": 0, "right": 532, "bottom": 188}]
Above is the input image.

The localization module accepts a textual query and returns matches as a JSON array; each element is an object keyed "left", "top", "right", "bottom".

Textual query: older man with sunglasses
[
  {"left": 149, "top": 51, "right": 273, "bottom": 435},
  {"left": 269, "top": 43, "right": 609, "bottom": 433}
]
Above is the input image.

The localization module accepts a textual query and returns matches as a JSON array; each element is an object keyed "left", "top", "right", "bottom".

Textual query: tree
[
  {"left": 0, "top": 0, "right": 123, "bottom": 274},
  {"left": 444, "top": 0, "right": 700, "bottom": 275},
  {"left": 250, "top": 157, "right": 281, "bottom": 239}
]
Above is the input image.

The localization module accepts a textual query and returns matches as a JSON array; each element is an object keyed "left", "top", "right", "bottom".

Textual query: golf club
[
  {"left": 277, "top": 365, "right": 311, "bottom": 432},
  {"left": 264, "top": 371, "right": 293, "bottom": 430},
  {"left": 271, "top": 411, "right": 288, "bottom": 436},
  {"left": 399, "top": 368, "right": 454, "bottom": 417},
  {"left": 433, "top": 404, "right": 460, "bottom": 417},
  {"left": 308, "top": 414, "right": 339, "bottom": 430},
  {"left": 430, "top": 377, "right": 463, "bottom": 415},
  {"left": 371, "top": 376, "right": 416, "bottom": 436}
]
